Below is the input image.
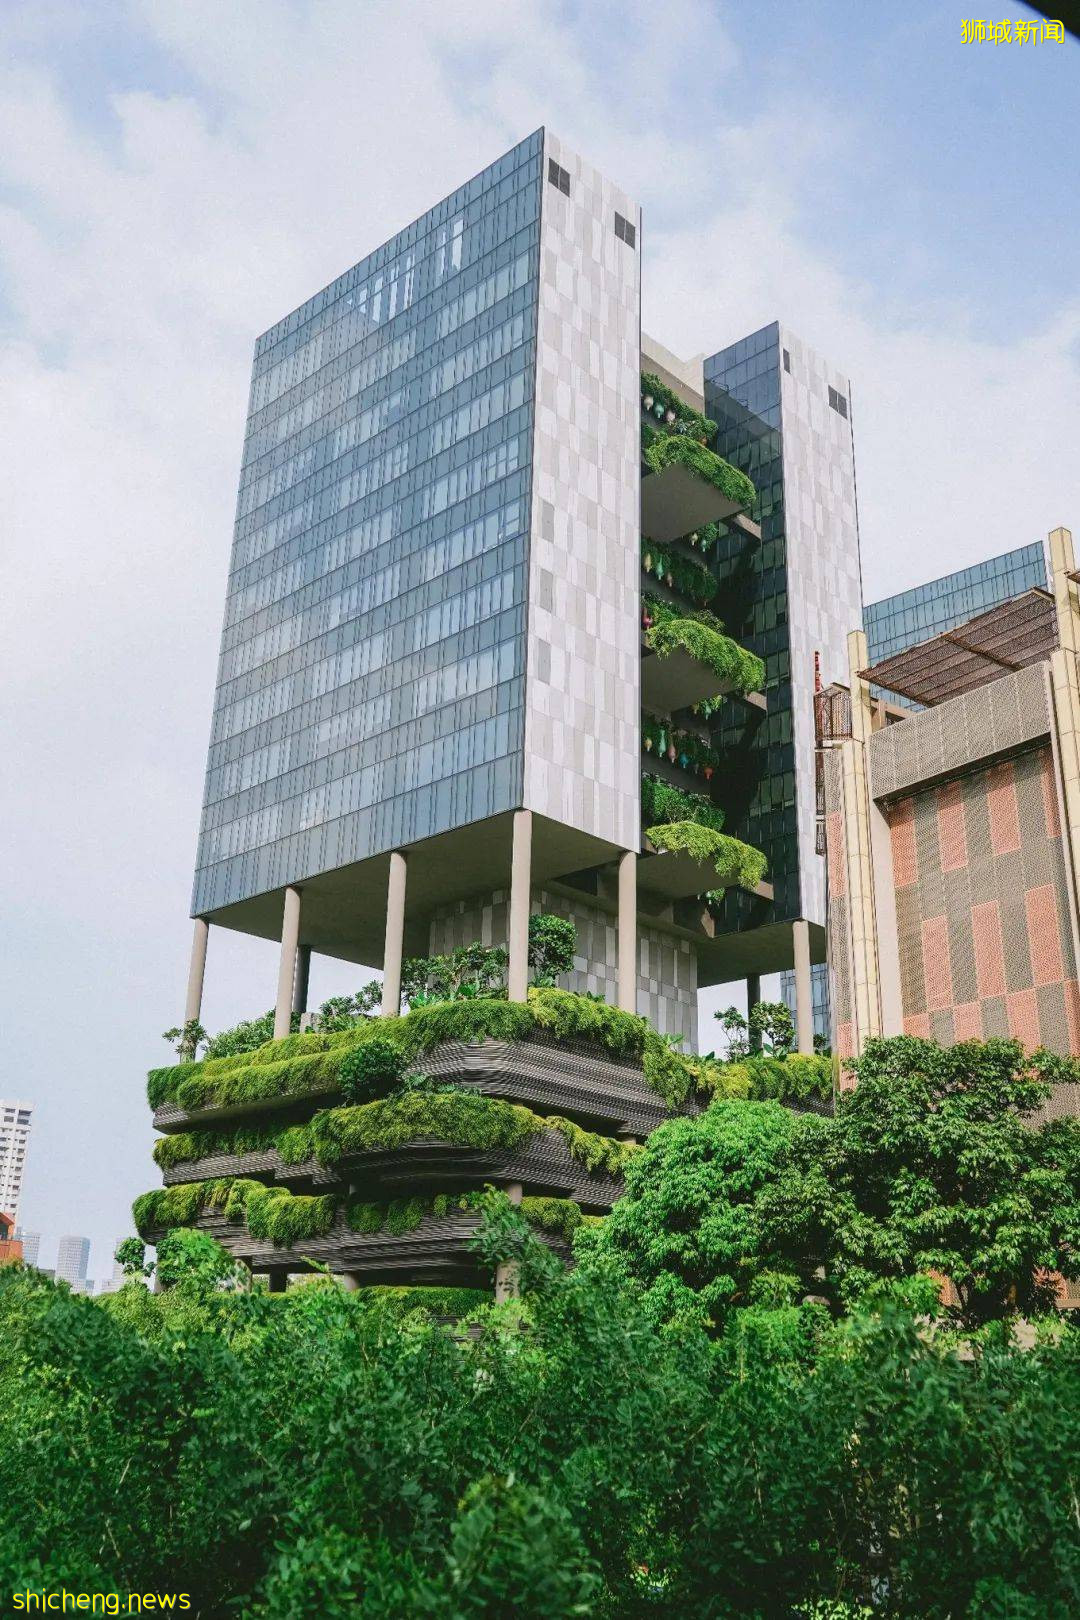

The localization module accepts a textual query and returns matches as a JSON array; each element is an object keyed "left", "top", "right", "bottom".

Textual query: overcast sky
[{"left": 4, "top": 1, "right": 1078, "bottom": 1278}]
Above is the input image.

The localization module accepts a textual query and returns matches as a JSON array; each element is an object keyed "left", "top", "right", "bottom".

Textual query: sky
[{"left": 3, "top": 0, "right": 1078, "bottom": 1278}]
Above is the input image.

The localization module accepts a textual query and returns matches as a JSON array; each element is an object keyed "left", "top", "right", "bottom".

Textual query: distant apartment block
[
  {"left": 55, "top": 1234, "right": 91, "bottom": 1293},
  {"left": 0, "top": 1098, "right": 33, "bottom": 1224}
]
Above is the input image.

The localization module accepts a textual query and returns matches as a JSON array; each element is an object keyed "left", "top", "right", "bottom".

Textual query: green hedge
[
  {"left": 642, "top": 432, "right": 756, "bottom": 511},
  {"left": 722, "top": 1052, "right": 835, "bottom": 1106},
  {"left": 646, "top": 615, "right": 764, "bottom": 696},
  {"left": 358, "top": 1284, "right": 491, "bottom": 1315},
  {"left": 148, "top": 987, "right": 720, "bottom": 1118},
  {"left": 646, "top": 820, "right": 768, "bottom": 890},
  {"left": 348, "top": 1190, "right": 586, "bottom": 1244}
]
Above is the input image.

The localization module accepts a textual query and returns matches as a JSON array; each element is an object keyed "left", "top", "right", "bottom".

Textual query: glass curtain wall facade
[
  {"left": 704, "top": 327, "right": 797, "bottom": 927},
  {"left": 193, "top": 134, "right": 544, "bottom": 916}
]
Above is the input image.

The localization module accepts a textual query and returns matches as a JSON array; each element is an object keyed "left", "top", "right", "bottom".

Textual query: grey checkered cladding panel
[
  {"left": 428, "top": 886, "right": 698, "bottom": 1049},
  {"left": 523, "top": 133, "right": 641, "bottom": 852}
]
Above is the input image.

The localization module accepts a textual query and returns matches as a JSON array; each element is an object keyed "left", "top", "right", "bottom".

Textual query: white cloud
[{"left": 3, "top": 0, "right": 1077, "bottom": 1264}]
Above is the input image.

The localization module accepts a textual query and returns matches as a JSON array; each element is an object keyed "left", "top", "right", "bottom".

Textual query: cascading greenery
[
  {"left": 347, "top": 1190, "right": 589, "bottom": 1244},
  {"left": 645, "top": 819, "right": 769, "bottom": 891},
  {"left": 310, "top": 1091, "right": 636, "bottom": 1178},
  {"left": 642, "top": 432, "right": 757, "bottom": 512}
]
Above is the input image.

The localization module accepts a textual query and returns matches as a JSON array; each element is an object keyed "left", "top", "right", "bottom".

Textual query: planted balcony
[
  {"left": 639, "top": 775, "right": 769, "bottom": 900},
  {"left": 641, "top": 596, "right": 765, "bottom": 715}
]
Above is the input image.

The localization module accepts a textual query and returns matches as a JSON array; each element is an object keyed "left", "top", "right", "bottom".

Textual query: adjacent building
[
  {"left": 821, "top": 527, "right": 1080, "bottom": 1093},
  {"left": 55, "top": 1234, "right": 91, "bottom": 1293},
  {"left": 864, "top": 541, "right": 1050, "bottom": 707},
  {"left": 0, "top": 1212, "right": 22, "bottom": 1266},
  {"left": 0, "top": 1099, "right": 33, "bottom": 1225},
  {"left": 14, "top": 1229, "right": 40, "bottom": 1268}
]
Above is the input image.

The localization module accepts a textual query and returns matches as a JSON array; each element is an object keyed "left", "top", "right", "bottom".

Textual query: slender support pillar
[
  {"left": 746, "top": 973, "right": 761, "bottom": 1052},
  {"left": 338, "top": 1274, "right": 360, "bottom": 1292},
  {"left": 381, "top": 852, "right": 408, "bottom": 1018},
  {"left": 274, "top": 886, "right": 302, "bottom": 1040},
  {"left": 792, "top": 919, "right": 814, "bottom": 1055},
  {"left": 507, "top": 810, "right": 533, "bottom": 1003},
  {"left": 267, "top": 1271, "right": 287, "bottom": 1295},
  {"left": 617, "top": 850, "right": 637, "bottom": 1014},
  {"left": 495, "top": 1182, "right": 524, "bottom": 1303},
  {"left": 184, "top": 918, "right": 209, "bottom": 1027},
  {"left": 292, "top": 944, "right": 311, "bottom": 1017}
]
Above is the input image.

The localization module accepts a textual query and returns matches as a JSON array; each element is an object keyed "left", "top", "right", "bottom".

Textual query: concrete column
[
  {"left": 617, "top": 850, "right": 638, "bottom": 1014},
  {"left": 184, "top": 918, "right": 209, "bottom": 1027},
  {"left": 494, "top": 1181, "right": 523, "bottom": 1303},
  {"left": 292, "top": 944, "right": 311, "bottom": 1018},
  {"left": 338, "top": 1273, "right": 360, "bottom": 1292},
  {"left": 267, "top": 1271, "right": 287, "bottom": 1294},
  {"left": 507, "top": 810, "right": 533, "bottom": 1003},
  {"left": 381, "top": 852, "right": 408, "bottom": 1018},
  {"left": 792, "top": 919, "right": 814, "bottom": 1055},
  {"left": 274, "top": 886, "right": 302, "bottom": 1040},
  {"left": 746, "top": 973, "right": 761, "bottom": 1052}
]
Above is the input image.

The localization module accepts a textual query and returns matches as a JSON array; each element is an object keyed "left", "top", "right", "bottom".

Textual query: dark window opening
[
  {"left": 828, "top": 385, "right": 848, "bottom": 419},
  {"left": 547, "top": 158, "right": 570, "bottom": 196},
  {"left": 782, "top": 348, "right": 791, "bottom": 373},
  {"left": 614, "top": 212, "right": 636, "bottom": 248}
]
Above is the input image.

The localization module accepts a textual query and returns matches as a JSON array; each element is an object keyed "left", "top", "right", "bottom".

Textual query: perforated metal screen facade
[{"left": 887, "top": 744, "right": 1080, "bottom": 1051}]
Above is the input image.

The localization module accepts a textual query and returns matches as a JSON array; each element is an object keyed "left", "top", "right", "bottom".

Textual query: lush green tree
[
  {"left": 829, "top": 1036, "right": 1080, "bottom": 1327},
  {"left": 748, "top": 999, "right": 795, "bottom": 1055},
  {"left": 160, "top": 1017, "right": 207, "bottom": 1061},
  {"left": 527, "top": 914, "right": 576, "bottom": 987},
  {"left": 578, "top": 1099, "right": 831, "bottom": 1326}
]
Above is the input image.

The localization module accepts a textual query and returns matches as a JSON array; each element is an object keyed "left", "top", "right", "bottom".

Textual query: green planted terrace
[
  {"left": 642, "top": 431, "right": 756, "bottom": 513},
  {"left": 148, "top": 987, "right": 731, "bottom": 1117},
  {"left": 134, "top": 1178, "right": 595, "bottom": 1250},
  {"left": 641, "top": 538, "right": 716, "bottom": 604}
]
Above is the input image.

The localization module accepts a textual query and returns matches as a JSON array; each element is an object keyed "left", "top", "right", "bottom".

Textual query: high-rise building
[
  {"left": 14, "top": 1228, "right": 40, "bottom": 1268},
  {"left": 864, "top": 541, "right": 1049, "bottom": 706},
  {"left": 142, "top": 131, "right": 864, "bottom": 1291},
  {"left": 55, "top": 1235, "right": 91, "bottom": 1293},
  {"left": 821, "top": 527, "right": 1080, "bottom": 1084},
  {"left": 701, "top": 326, "right": 863, "bottom": 1041},
  {"left": 0, "top": 1098, "right": 33, "bottom": 1224}
]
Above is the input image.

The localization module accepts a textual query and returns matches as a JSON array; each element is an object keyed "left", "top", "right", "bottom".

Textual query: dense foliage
[
  {"left": 3, "top": 1236, "right": 1078, "bottom": 1616},
  {"left": 640, "top": 370, "right": 717, "bottom": 441},
  {"left": 585, "top": 1037, "right": 1080, "bottom": 1333},
  {"left": 640, "top": 537, "right": 717, "bottom": 603}
]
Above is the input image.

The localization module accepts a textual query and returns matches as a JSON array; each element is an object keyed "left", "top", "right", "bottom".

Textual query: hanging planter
[
  {"left": 642, "top": 394, "right": 654, "bottom": 411},
  {"left": 665, "top": 409, "right": 677, "bottom": 424},
  {"left": 703, "top": 766, "right": 714, "bottom": 781},
  {"left": 667, "top": 743, "right": 677, "bottom": 763},
  {"left": 644, "top": 734, "right": 654, "bottom": 752}
]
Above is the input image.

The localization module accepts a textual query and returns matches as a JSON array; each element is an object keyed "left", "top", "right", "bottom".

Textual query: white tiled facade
[
  {"left": 523, "top": 133, "right": 641, "bottom": 852},
  {"left": 779, "top": 326, "right": 863, "bottom": 926},
  {"left": 0, "top": 1098, "right": 33, "bottom": 1224},
  {"left": 429, "top": 888, "right": 698, "bottom": 1048}
]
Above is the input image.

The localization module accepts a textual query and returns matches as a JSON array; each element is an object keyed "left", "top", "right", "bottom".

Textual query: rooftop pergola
[{"left": 859, "top": 588, "right": 1058, "bottom": 707}]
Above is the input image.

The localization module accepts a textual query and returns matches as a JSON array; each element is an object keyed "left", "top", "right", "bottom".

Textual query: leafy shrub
[
  {"left": 646, "top": 819, "right": 768, "bottom": 889},
  {"left": 527, "top": 914, "right": 576, "bottom": 986},
  {"left": 339, "top": 1035, "right": 405, "bottom": 1104},
  {"left": 641, "top": 538, "right": 717, "bottom": 603},
  {"left": 641, "top": 773, "right": 726, "bottom": 833}
]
